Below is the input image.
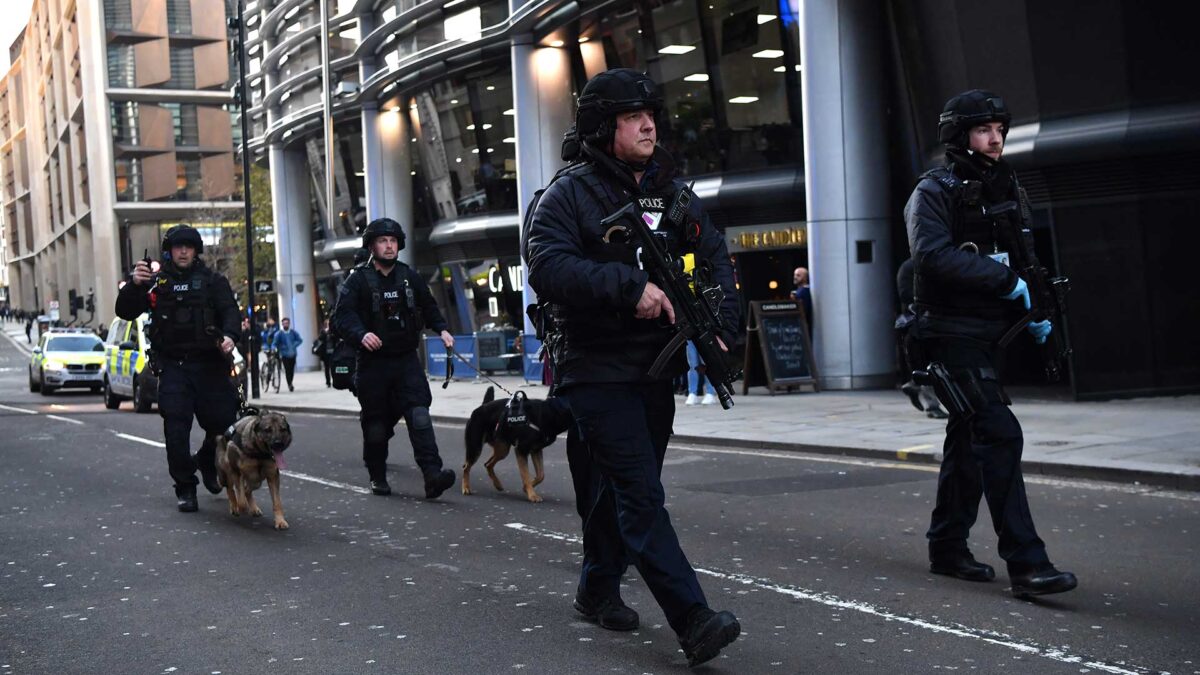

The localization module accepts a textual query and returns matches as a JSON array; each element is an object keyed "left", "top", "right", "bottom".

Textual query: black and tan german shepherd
[
  {"left": 462, "top": 387, "right": 573, "bottom": 503},
  {"left": 215, "top": 410, "right": 293, "bottom": 529}
]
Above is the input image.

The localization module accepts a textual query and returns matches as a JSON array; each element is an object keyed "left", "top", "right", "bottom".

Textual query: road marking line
[
  {"left": 46, "top": 414, "right": 84, "bottom": 425},
  {"left": 503, "top": 522, "right": 1156, "bottom": 675},
  {"left": 281, "top": 470, "right": 372, "bottom": 495},
  {"left": 672, "top": 444, "right": 1200, "bottom": 501},
  {"left": 897, "top": 443, "right": 934, "bottom": 453},
  {"left": 0, "top": 403, "right": 38, "bottom": 414},
  {"left": 114, "top": 432, "right": 164, "bottom": 448}
]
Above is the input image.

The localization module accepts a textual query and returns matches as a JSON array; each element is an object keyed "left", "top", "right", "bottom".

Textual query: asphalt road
[{"left": 0, "top": 330, "right": 1197, "bottom": 675}]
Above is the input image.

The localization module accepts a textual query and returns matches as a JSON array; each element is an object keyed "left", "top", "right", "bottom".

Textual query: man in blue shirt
[{"left": 272, "top": 317, "right": 304, "bottom": 391}]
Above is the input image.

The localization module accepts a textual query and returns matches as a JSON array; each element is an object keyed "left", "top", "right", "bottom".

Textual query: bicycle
[{"left": 260, "top": 348, "right": 282, "bottom": 393}]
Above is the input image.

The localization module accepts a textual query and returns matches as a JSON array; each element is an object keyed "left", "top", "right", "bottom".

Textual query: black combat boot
[
  {"left": 574, "top": 590, "right": 639, "bottom": 631},
  {"left": 930, "top": 553, "right": 995, "bottom": 582},
  {"left": 1010, "top": 564, "right": 1078, "bottom": 598},
  {"left": 367, "top": 464, "right": 391, "bottom": 496},
  {"left": 424, "top": 469, "right": 455, "bottom": 499},
  {"left": 175, "top": 485, "right": 198, "bottom": 513},
  {"left": 678, "top": 605, "right": 740, "bottom": 668},
  {"left": 194, "top": 452, "right": 222, "bottom": 495}
]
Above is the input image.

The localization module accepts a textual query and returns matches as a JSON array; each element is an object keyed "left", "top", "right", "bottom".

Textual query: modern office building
[
  {"left": 243, "top": 0, "right": 1198, "bottom": 398},
  {"left": 0, "top": 0, "right": 243, "bottom": 329}
]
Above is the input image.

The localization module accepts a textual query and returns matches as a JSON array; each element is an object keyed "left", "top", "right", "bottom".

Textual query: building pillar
[
  {"left": 511, "top": 36, "right": 574, "bottom": 332},
  {"left": 363, "top": 103, "right": 414, "bottom": 265},
  {"left": 800, "top": 0, "right": 895, "bottom": 390},
  {"left": 269, "top": 143, "right": 320, "bottom": 370}
]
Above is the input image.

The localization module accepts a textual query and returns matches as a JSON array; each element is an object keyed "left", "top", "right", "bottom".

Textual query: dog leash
[{"left": 443, "top": 345, "right": 515, "bottom": 397}]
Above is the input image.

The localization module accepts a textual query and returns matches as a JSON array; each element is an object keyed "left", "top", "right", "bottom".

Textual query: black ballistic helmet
[
  {"left": 576, "top": 68, "right": 664, "bottom": 145},
  {"left": 162, "top": 224, "right": 204, "bottom": 254},
  {"left": 938, "top": 89, "right": 1012, "bottom": 148},
  {"left": 362, "top": 217, "right": 406, "bottom": 250}
]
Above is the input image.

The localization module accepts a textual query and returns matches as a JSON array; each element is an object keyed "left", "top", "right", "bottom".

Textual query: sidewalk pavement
[{"left": 7, "top": 322, "right": 1198, "bottom": 490}]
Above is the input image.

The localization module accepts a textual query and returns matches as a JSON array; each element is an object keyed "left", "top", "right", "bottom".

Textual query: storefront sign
[
  {"left": 487, "top": 265, "right": 525, "bottom": 293},
  {"left": 725, "top": 223, "right": 808, "bottom": 253}
]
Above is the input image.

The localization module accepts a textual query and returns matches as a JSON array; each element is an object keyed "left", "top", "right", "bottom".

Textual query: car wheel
[
  {"left": 29, "top": 368, "right": 39, "bottom": 392},
  {"left": 133, "top": 377, "right": 153, "bottom": 413},
  {"left": 103, "top": 378, "right": 122, "bottom": 410},
  {"left": 40, "top": 372, "right": 56, "bottom": 396}
]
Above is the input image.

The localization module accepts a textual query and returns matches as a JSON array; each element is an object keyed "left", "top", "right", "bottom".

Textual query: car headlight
[{"left": 44, "top": 360, "right": 67, "bottom": 371}]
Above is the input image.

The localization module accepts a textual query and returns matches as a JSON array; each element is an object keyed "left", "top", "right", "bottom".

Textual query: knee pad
[{"left": 408, "top": 406, "right": 433, "bottom": 431}]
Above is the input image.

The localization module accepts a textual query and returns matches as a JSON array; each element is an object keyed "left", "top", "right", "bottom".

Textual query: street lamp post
[{"left": 231, "top": 0, "right": 259, "bottom": 399}]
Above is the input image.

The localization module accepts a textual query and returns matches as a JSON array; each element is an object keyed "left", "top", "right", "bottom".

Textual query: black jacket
[
  {"left": 332, "top": 262, "right": 448, "bottom": 358},
  {"left": 525, "top": 145, "right": 739, "bottom": 385},
  {"left": 904, "top": 155, "right": 1021, "bottom": 342},
  {"left": 115, "top": 259, "right": 241, "bottom": 361}
]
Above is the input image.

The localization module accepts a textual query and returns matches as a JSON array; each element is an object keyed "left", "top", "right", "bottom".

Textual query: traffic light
[
  {"left": 85, "top": 290, "right": 95, "bottom": 314},
  {"left": 68, "top": 289, "right": 80, "bottom": 317}
]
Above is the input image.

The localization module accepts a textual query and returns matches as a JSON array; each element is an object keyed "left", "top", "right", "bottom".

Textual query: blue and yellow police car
[
  {"left": 28, "top": 328, "right": 106, "bottom": 395},
  {"left": 102, "top": 313, "right": 157, "bottom": 412}
]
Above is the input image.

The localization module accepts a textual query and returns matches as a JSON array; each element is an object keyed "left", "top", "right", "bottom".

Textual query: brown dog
[{"left": 216, "top": 410, "right": 292, "bottom": 529}]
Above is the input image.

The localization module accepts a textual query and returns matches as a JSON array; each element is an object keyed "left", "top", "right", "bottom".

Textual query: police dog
[
  {"left": 463, "top": 387, "right": 573, "bottom": 503},
  {"left": 216, "top": 409, "right": 292, "bottom": 529}
]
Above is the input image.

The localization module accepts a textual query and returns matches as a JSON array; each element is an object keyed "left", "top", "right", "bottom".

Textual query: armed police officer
[
  {"left": 905, "top": 90, "right": 1077, "bottom": 598},
  {"left": 332, "top": 217, "right": 456, "bottom": 499},
  {"left": 525, "top": 68, "right": 741, "bottom": 667},
  {"left": 115, "top": 225, "right": 241, "bottom": 513}
]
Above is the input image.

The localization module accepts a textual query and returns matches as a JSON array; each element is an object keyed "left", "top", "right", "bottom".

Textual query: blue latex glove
[
  {"left": 1002, "top": 277, "right": 1031, "bottom": 310},
  {"left": 1027, "top": 320, "right": 1052, "bottom": 344}
]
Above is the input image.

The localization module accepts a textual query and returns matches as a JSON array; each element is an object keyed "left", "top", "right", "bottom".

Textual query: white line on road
[
  {"left": 114, "top": 432, "right": 164, "bottom": 448},
  {"left": 503, "top": 522, "right": 1159, "bottom": 675},
  {"left": 46, "top": 414, "right": 84, "bottom": 425},
  {"left": 0, "top": 403, "right": 37, "bottom": 414},
  {"left": 672, "top": 444, "right": 1200, "bottom": 502},
  {"left": 281, "top": 470, "right": 372, "bottom": 495}
]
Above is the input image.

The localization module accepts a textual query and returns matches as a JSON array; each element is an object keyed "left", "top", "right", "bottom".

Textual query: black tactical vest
[
  {"left": 359, "top": 264, "right": 419, "bottom": 352},
  {"left": 150, "top": 265, "right": 218, "bottom": 355},
  {"left": 914, "top": 167, "right": 1016, "bottom": 319}
]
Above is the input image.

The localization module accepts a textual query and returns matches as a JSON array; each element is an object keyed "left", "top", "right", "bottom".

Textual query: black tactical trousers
[
  {"left": 158, "top": 359, "right": 238, "bottom": 490},
  {"left": 924, "top": 337, "right": 1050, "bottom": 573},
  {"left": 563, "top": 380, "right": 706, "bottom": 635},
  {"left": 354, "top": 351, "right": 444, "bottom": 480}
]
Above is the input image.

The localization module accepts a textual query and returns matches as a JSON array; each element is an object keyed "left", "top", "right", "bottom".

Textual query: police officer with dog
[
  {"left": 116, "top": 224, "right": 241, "bottom": 513},
  {"left": 525, "top": 68, "right": 742, "bottom": 667},
  {"left": 905, "top": 90, "right": 1077, "bottom": 598},
  {"left": 332, "top": 217, "right": 456, "bottom": 499}
]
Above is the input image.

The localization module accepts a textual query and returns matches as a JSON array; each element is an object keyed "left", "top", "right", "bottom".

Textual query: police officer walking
[
  {"left": 332, "top": 217, "right": 456, "bottom": 499},
  {"left": 905, "top": 90, "right": 1077, "bottom": 597},
  {"left": 525, "top": 68, "right": 741, "bottom": 667},
  {"left": 115, "top": 225, "right": 241, "bottom": 512}
]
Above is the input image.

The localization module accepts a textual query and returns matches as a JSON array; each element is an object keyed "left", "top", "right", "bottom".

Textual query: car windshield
[{"left": 46, "top": 337, "right": 104, "bottom": 352}]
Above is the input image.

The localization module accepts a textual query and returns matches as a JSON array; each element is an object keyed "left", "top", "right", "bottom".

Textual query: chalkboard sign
[{"left": 742, "top": 300, "right": 819, "bottom": 394}]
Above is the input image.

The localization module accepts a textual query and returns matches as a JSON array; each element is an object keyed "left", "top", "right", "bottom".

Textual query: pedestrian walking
[
  {"left": 114, "top": 225, "right": 241, "bottom": 513},
  {"left": 905, "top": 89, "right": 1076, "bottom": 597},
  {"left": 332, "top": 217, "right": 456, "bottom": 498},
  {"left": 271, "top": 317, "right": 303, "bottom": 391},
  {"left": 525, "top": 68, "right": 742, "bottom": 666},
  {"left": 312, "top": 319, "right": 335, "bottom": 387}
]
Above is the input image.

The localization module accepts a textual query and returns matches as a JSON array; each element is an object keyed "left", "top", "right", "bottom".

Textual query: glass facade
[
  {"left": 409, "top": 64, "right": 517, "bottom": 222},
  {"left": 575, "top": 0, "right": 802, "bottom": 175}
]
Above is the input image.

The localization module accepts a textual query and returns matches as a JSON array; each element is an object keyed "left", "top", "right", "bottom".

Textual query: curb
[{"left": 258, "top": 401, "right": 1200, "bottom": 493}]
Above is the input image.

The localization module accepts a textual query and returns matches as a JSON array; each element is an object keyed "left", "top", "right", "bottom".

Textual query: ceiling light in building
[
  {"left": 390, "top": 106, "right": 401, "bottom": 113},
  {"left": 444, "top": 0, "right": 466, "bottom": 7},
  {"left": 411, "top": 170, "right": 417, "bottom": 175},
  {"left": 550, "top": 40, "right": 564, "bottom": 47},
  {"left": 481, "top": 123, "right": 492, "bottom": 130},
  {"left": 486, "top": 85, "right": 495, "bottom": 91},
  {"left": 578, "top": 36, "right": 589, "bottom": 43},
  {"left": 757, "top": 14, "right": 777, "bottom": 24},
  {"left": 466, "top": 124, "right": 476, "bottom": 130},
  {"left": 280, "top": 90, "right": 292, "bottom": 102},
  {"left": 683, "top": 73, "right": 709, "bottom": 82},
  {"left": 659, "top": 45, "right": 696, "bottom": 55},
  {"left": 752, "top": 49, "right": 785, "bottom": 59},
  {"left": 411, "top": 137, "right": 417, "bottom": 142},
  {"left": 728, "top": 96, "right": 759, "bottom": 104},
  {"left": 503, "top": 137, "right": 516, "bottom": 143},
  {"left": 768, "top": 280, "right": 779, "bottom": 290},
  {"left": 475, "top": 277, "right": 488, "bottom": 286},
  {"left": 487, "top": 148, "right": 493, "bottom": 152},
  {"left": 472, "top": 148, "right": 480, "bottom": 153},
  {"left": 278, "top": 53, "right": 290, "bottom": 65},
  {"left": 451, "top": 99, "right": 459, "bottom": 104},
  {"left": 773, "top": 64, "right": 803, "bottom": 73},
  {"left": 504, "top": 108, "right": 515, "bottom": 115}
]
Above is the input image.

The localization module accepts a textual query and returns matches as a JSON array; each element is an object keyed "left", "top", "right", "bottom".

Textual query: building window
[
  {"left": 576, "top": 0, "right": 802, "bottom": 175},
  {"left": 409, "top": 63, "right": 517, "bottom": 223}
]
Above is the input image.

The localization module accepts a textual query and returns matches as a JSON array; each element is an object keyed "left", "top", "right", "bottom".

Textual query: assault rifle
[
  {"left": 987, "top": 200, "right": 1072, "bottom": 382},
  {"left": 599, "top": 190, "right": 741, "bottom": 409}
]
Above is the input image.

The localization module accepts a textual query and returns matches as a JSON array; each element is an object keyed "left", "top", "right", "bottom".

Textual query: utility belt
[{"left": 912, "top": 363, "right": 1010, "bottom": 419}]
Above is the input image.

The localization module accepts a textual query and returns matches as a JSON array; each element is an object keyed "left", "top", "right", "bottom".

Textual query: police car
[
  {"left": 102, "top": 313, "right": 245, "bottom": 412},
  {"left": 28, "top": 328, "right": 106, "bottom": 395},
  {"left": 102, "top": 313, "right": 157, "bottom": 412}
]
